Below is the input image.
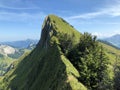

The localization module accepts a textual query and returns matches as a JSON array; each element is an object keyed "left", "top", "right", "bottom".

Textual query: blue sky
[{"left": 0, "top": 0, "right": 120, "bottom": 41}]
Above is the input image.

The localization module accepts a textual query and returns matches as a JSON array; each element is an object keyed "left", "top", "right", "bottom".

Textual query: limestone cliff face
[
  {"left": 0, "top": 45, "right": 16, "bottom": 56},
  {"left": 39, "top": 16, "right": 52, "bottom": 48},
  {"left": 39, "top": 15, "right": 81, "bottom": 48}
]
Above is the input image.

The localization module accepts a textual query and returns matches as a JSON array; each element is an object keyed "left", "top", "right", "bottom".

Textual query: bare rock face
[
  {"left": 39, "top": 16, "right": 52, "bottom": 48},
  {"left": 0, "top": 45, "right": 16, "bottom": 56}
]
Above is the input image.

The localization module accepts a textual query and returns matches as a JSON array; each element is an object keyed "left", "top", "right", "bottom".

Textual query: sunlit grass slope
[
  {"left": 99, "top": 42, "right": 120, "bottom": 80},
  {"left": 1, "top": 15, "right": 120, "bottom": 90},
  {"left": 1, "top": 15, "right": 87, "bottom": 90}
]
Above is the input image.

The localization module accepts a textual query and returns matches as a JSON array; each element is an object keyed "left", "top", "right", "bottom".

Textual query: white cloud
[
  {"left": 0, "top": 0, "right": 45, "bottom": 22},
  {"left": 68, "top": 12, "right": 103, "bottom": 19},
  {"left": 68, "top": 0, "right": 120, "bottom": 19},
  {"left": 0, "top": 0, "right": 40, "bottom": 10}
]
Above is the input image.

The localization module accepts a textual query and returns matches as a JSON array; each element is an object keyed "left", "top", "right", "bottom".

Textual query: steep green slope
[
  {"left": 99, "top": 42, "right": 120, "bottom": 80},
  {"left": 1, "top": 15, "right": 87, "bottom": 90},
  {"left": 100, "top": 42, "right": 120, "bottom": 66},
  {"left": 1, "top": 15, "right": 120, "bottom": 90}
]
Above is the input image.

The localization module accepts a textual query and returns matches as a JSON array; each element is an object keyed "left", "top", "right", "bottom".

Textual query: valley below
[{"left": 0, "top": 39, "right": 38, "bottom": 76}]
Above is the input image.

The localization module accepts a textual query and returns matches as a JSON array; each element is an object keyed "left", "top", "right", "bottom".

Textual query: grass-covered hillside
[
  {"left": 0, "top": 15, "right": 87, "bottom": 90},
  {"left": 100, "top": 41, "right": 120, "bottom": 70},
  {"left": 0, "top": 15, "right": 120, "bottom": 90}
]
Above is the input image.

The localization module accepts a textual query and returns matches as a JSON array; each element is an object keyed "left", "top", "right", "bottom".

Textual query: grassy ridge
[
  {"left": 0, "top": 15, "right": 120, "bottom": 90},
  {"left": 0, "top": 15, "right": 87, "bottom": 90}
]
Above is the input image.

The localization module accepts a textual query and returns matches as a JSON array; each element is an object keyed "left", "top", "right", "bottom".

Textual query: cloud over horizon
[{"left": 68, "top": 0, "right": 120, "bottom": 19}]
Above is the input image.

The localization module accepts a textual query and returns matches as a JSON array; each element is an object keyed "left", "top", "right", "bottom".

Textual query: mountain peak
[
  {"left": 112, "top": 34, "right": 120, "bottom": 38},
  {"left": 39, "top": 14, "right": 81, "bottom": 48},
  {"left": 1, "top": 15, "right": 87, "bottom": 90},
  {"left": 103, "top": 34, "right": 120, "bottom": 48},
  {"left": 39, "top": 15, "right": 52, "bottom": 48}
]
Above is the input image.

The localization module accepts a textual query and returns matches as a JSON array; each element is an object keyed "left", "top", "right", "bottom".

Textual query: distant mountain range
[
  {"left": 103, "top": 34, "right": 120, "bottom": 48},
  {"left": 0, "top": 15, "right": 112, "bottom": 90},
  {"left": 0, "top": 39, "right": 39, "bottom": 49},
  {"left": 1, "top": 15, "right": 120, "bottom": 90},
  {"left": 0, "top": 39, "right": 38, "bottom": 76},
  {"left": 0, "top": 45, "right": 16, "bottom": 56}
]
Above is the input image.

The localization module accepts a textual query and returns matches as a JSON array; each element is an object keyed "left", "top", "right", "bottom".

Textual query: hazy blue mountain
[
  {"left": 0, "top": 39, "right": 39, "bottom": 49},
  {"left": 103, "top": 34, "right": 120, "bottom": 48},
  {"left": 1, "top": 14, "right": 120, "bottom": 90}
]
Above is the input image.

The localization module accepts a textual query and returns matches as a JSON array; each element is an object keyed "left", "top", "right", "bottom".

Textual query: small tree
[{"left": 58, "top": 33, "right": 74, "bottom": 55}]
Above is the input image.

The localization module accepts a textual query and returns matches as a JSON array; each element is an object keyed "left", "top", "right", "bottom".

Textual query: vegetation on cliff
[{"left": 0, "top": 15, "right": 120, "bottom": 90}]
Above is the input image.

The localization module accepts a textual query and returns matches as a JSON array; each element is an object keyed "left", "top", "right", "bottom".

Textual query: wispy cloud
[
  {"left": 68, "top": 0, "right": 120, "bottom": 19},
  {"left": 0, "top": 0, "right": 45, "bottom": 22},
  {"left": 0, "top": 11, "right": 46, "bottom": 22},
  {"left": 68, "top": 12, "right": 103, "bottom": 19},
  {"left": 0, "top": 5, "right": 39, "bottom": 10},
  {"left": 0, "top": 0, "right": 40, "bottom": 10}
]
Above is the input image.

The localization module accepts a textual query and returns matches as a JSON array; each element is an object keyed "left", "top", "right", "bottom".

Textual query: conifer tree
[
  {"left": 114, "top": 55, "right": 120, "bottom": 90},
  {"left": 67, "top": 32, "right": 109, "bottom": 89}
]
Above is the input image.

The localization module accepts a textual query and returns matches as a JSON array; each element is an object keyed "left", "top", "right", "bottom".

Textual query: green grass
[
  {"left": 0, "top": 57, "right": 14, "bottom": 64},
  {"left": 49, "top": 15, "right": 81, "bottom": 42},
  {"left": 99, "top": 42, "right": 120, "bottom": 81},
  {"left": 0, "top": 15, "right": 87, "bottom": 90},
  {"left": 100, "top": 42, "right": 120, "bottom": 64},
  {"left": 1, "top": 15, "right": 120, "bottom": 90},
  {"left": 1, "top": 45, "right": 86, "bottom": 90}
]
